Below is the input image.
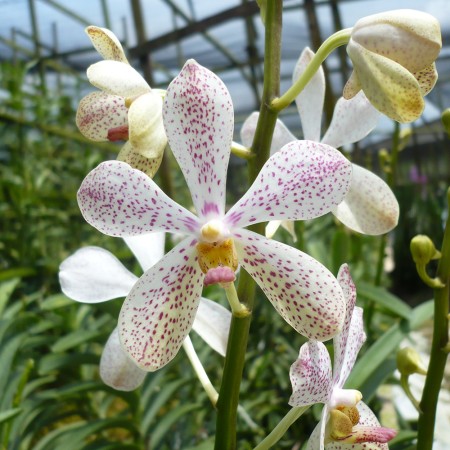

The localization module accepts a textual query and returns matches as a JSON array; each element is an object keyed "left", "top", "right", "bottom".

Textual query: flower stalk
[
  {"left": 417, "top": 187, "right": 450, "bottom": 449},
  {"left": 271, "top": 28, "right": 351, "bottom": 112},
  {"left": 214, "top": 1, "right": 283, "bottom": 448}
]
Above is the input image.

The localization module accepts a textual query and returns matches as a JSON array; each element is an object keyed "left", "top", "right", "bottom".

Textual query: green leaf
[
  {"left": 38, "top": 353, "right": 99, "bottom": 375},
  {"left": 149, "top": 403, "right": 202, "bottom": 448},
  {"left": 0, "top": 278, "right": 20, "bottom": 315},
  {"left": 331, "top": 229, "right": 350, "bottom": 275},
  {"left": 357, "top": 282, "right": 411, "bottom": 319},
  {"left": 40, "top": 293, "right": 73, "bottom": 310},
  {"left": 0, "top": 408, "right": 21, "bottom": 424},
  {"left": 50, "top": 329, "right": 103, "bottom": 352}
]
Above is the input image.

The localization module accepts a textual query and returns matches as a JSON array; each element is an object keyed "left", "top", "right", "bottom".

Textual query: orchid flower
[
  {"left": 345, "top": 10, "right": 442, "bottom": 123},
  {"left": 77, "top": 59, "right": 353, "bottom": 370},
  {"left": 289, "top": 264, "right": 396, "bottom": 449},
  {"left": 76, "top": 26, "right": 167, "bottom": 177},
  {"left": 241, "top": 48, "right": 399, "bottom": 238},
  {"left": 59, "top": 232, "right": 231, "bottom": 391}
]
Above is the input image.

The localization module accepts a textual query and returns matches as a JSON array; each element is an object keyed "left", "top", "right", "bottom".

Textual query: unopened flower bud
[
  {"left": 345, "top": 10, "right": 442, "bottom": 122},
  {"left": 442, "top": 108, "right": 450, "bottom": 137},
  {"left": 397, "top": 347, "right": 427, "bottom": 376},
  {"left": 410, "top": 235, "right": 441, "bottom": 265}
]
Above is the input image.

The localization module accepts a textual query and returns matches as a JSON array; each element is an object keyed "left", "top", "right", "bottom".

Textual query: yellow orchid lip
[{"left": 196, "top": 238, "right": 238, "bottom": 275}]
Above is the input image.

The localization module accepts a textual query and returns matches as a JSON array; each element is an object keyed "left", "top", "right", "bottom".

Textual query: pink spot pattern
[
  {"left": 163, "top": 59, "right": 234, "bottom": 220},
  {"left": 225, "top": 141, "right": 352, "bottom": 228},
  {"left": 77, "top": 160, "right": 200, "bottom": 236},
  {"left": 120, "top": 237, "right": 204, "bottom": 371},
  {"left": 77, "top": 91, "right": 128, "bottom": 141},
  {"left": 234, "top": 229, "right": 346, "bottom": 341}
]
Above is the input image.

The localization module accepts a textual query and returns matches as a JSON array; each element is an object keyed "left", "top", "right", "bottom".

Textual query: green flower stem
[
  {"left": 214, "top": 2, "right": 283, "bottom": 448},
  {"left": 400, "top": 374, "right": 421, "bottom": 413},
  {"left": 253, "top": 406, "right": 310, "bottom": 450},
  {"left": 224, "top": 282, "right": 251, "bottom": 318},
  {"left": 183, "top": 336, "right": 218, "bottom": 406},
  {"left": 271, "top": 28, "right": 352, "bottom": 112},
  {"left": 417, "top": 187, "right": 450, "bottom": 449},
  {"left": 231, "top": 141, "right": 254, "bottom": 160}
]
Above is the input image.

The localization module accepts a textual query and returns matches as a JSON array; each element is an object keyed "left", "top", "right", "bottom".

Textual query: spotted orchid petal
[
  {"left": 333, "top": 265, "right": 366, "bottom": 388},
  {"left": 119, "top": 238, "right": 204, "bottom": 371},
  {"left": 87, "top": 60, "right": 151, "bottom": 98},
  {"left": 234, "top": 228, "right": 345, "bottom": 341},
  {"left": 321, "top": 91, "right": 380, "bottom": 149},
  {"left": 76, "top": 91, "right": 128, "bottom": 141},
  {"left": 86, "top": 26, "right": 128, "bottom": 63},
  {"left": 117, "top": 142, "right": 163, "bottom": 178},
  {"left": 59, "top": 246, "right": 137, "bottom": 303},
  {"left": 294, "top": 47, "right": 325, "bottom": 142},
  {"left": 128, "top": 91, "right": 167, "bottom": 159},
  {"left": 289, "top": 341, "right": 333, "bottom": 407},
  {"left": 415, "top": 63, "right": 438, "bottom": 96},
  {"left": 346, "top": 41, "right": 425, "bottom": 123},
  {"left": 100, "top": 327, "right": 146, "bottom": 391},
  {"left": 124, "top": 232, "right": 165, "bottom": 272},
  {"left": 77, "top": 160, "right": 200, "bottom": 237},
  {"left": 332, "top": 164, "right": 399, "bottom": 235},
  {"left": 240, "top": 111, "right": 296, "bottom": 156},
  {"left": 163, "top": 59, "right": 234, "bottom": 220},
  {"left": 192, "top": 297, "right": 231, "bottom": 357},
  {"left": 225, "top": 141, "right": 352, "bottom": 229},
  {"left": 306, "top": 406, "right": 329, "bottom": 450}
]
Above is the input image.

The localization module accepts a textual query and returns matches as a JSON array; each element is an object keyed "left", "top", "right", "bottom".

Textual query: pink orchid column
[{"left": 77, "top": 59, "right": 354, "bottom": 371}]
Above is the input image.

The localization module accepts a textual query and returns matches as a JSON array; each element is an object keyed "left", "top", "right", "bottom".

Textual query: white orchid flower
[
  {"left": 289, "top": 264, "right": 397, "bottom": 449},
  {"left": 76, "top": 26, "right": 167, "bottom": 177},
  {"left": 59, "top": 232, "right": 231, "bottom": 391},
  {"left": 77, "top": 59, "right": 353, "bottom": 371},
  {"left": 241, "top": 47, "right": 399, "bottom": 238},
  {"left": 345, "top": 10, "right": 441, "bottom": 123}
]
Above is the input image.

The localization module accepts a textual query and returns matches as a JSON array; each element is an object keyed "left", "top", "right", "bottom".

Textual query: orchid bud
[
  {"left": 344, "top": 10, "right": 442, "bottom": 123},
  {"left": 442, "top": 108, "right": 450, "bottom": 137},
  {"left": 410, "top": 234, "right": 441, "bottom": 265},
  {"left": 397, "top": 347, "right": 427, "bottom": 376}
]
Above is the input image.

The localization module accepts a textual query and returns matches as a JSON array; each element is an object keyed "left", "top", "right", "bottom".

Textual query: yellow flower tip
[
  {"left": 441, "top": 108, "right": 450, "bottom": 137},
  {"left": 410, "top": 234, "right": 440, "bottom": 265},
  {"left": 397, "top": 347, "right": 428, "bottom": 376},
  {"left": 200, "top": 220, "right": 225, "bottom": 243},
  {"left": 329, "top": 409, "right": 354, "bottom": 440},
  {"left": 336, "top": 405, "right": 360, "bottom": 426}
]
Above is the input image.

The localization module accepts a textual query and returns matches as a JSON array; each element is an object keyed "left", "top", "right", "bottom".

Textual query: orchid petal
[
  {"left": 192, "top": 297, "right": 231, "bottom": 357},
  {"left": 100, "top": 327, "right": 146, "bottom": 391},
  {"left": 240, "top": 112, "right": 296, "bottom": 156},
  {"left": 77, "top": 160, "right": 200, "bottom": 237},
  {"left": 119, "top": 238, "right": 204, "bottom": 371},
  {"left": 59, "top": 246, "right": 137, "bottom": 303},
  {"left": 343, "top": 70, "right": 362, "bottom": 100},
  {"left": 414, "top": 63, "right": 438, "bottom": 96},
  {"left": 87, "top": 60, "right": 151, "bottom": 98},
  {"left": 86, "top": 26, "right": 128, "bottom": 63},
  {"left": 225, "top": 141, "right": 352, "bottom": 229},
  {"left": 347, "top": 41, "right": 424, "bottom": 123},
  {"left": 76, "top": 91, "right": 128, "bottom": 141},
  {"left": 306, "top": 406, "right": 329, "bottom": 450},
  {"left": 117, "top": 141, "right": 163, "bottom": 178},
  {"left": 333, "top": 265, "right": 366, "bottom": 387},
  {"left": 294, "top": 47, "right": 325, "bottom": 141},
  {"left": 128, "top": 91, "right": 167, "bottom": 159},
  {"left": 332, "top": 164, "right": 399, "bottom": 235},
  {"left": 234, "top": 228, "right": 346, "bottom": 341},
  {"left": 124, "top": 232, "right": 165, "bottom": 272},
  {"left": 265, "top": 220, "right": 297, "bottom": 242},
  {"left": 163, "top": 59, "right": 233, "bottom": 219},
  {"left": 351, "top": 10, "right": 441, "bottom": 73},
  {"left": 289, "top": 341, "right": 333, "bottom": 407},
  {"left": 321, "top": 92, "right": 380, "bottom": 149}
]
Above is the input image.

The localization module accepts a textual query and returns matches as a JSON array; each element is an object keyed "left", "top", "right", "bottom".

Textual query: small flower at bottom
[
  {"left": 76, "top": 26, "right": 167, "bottom": 177},
  {"left": 289, "top": 264, "right": 396, "bottom": 449},
  {"left": 77, "top": 59, "right": 353, "bottom": 370}
]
